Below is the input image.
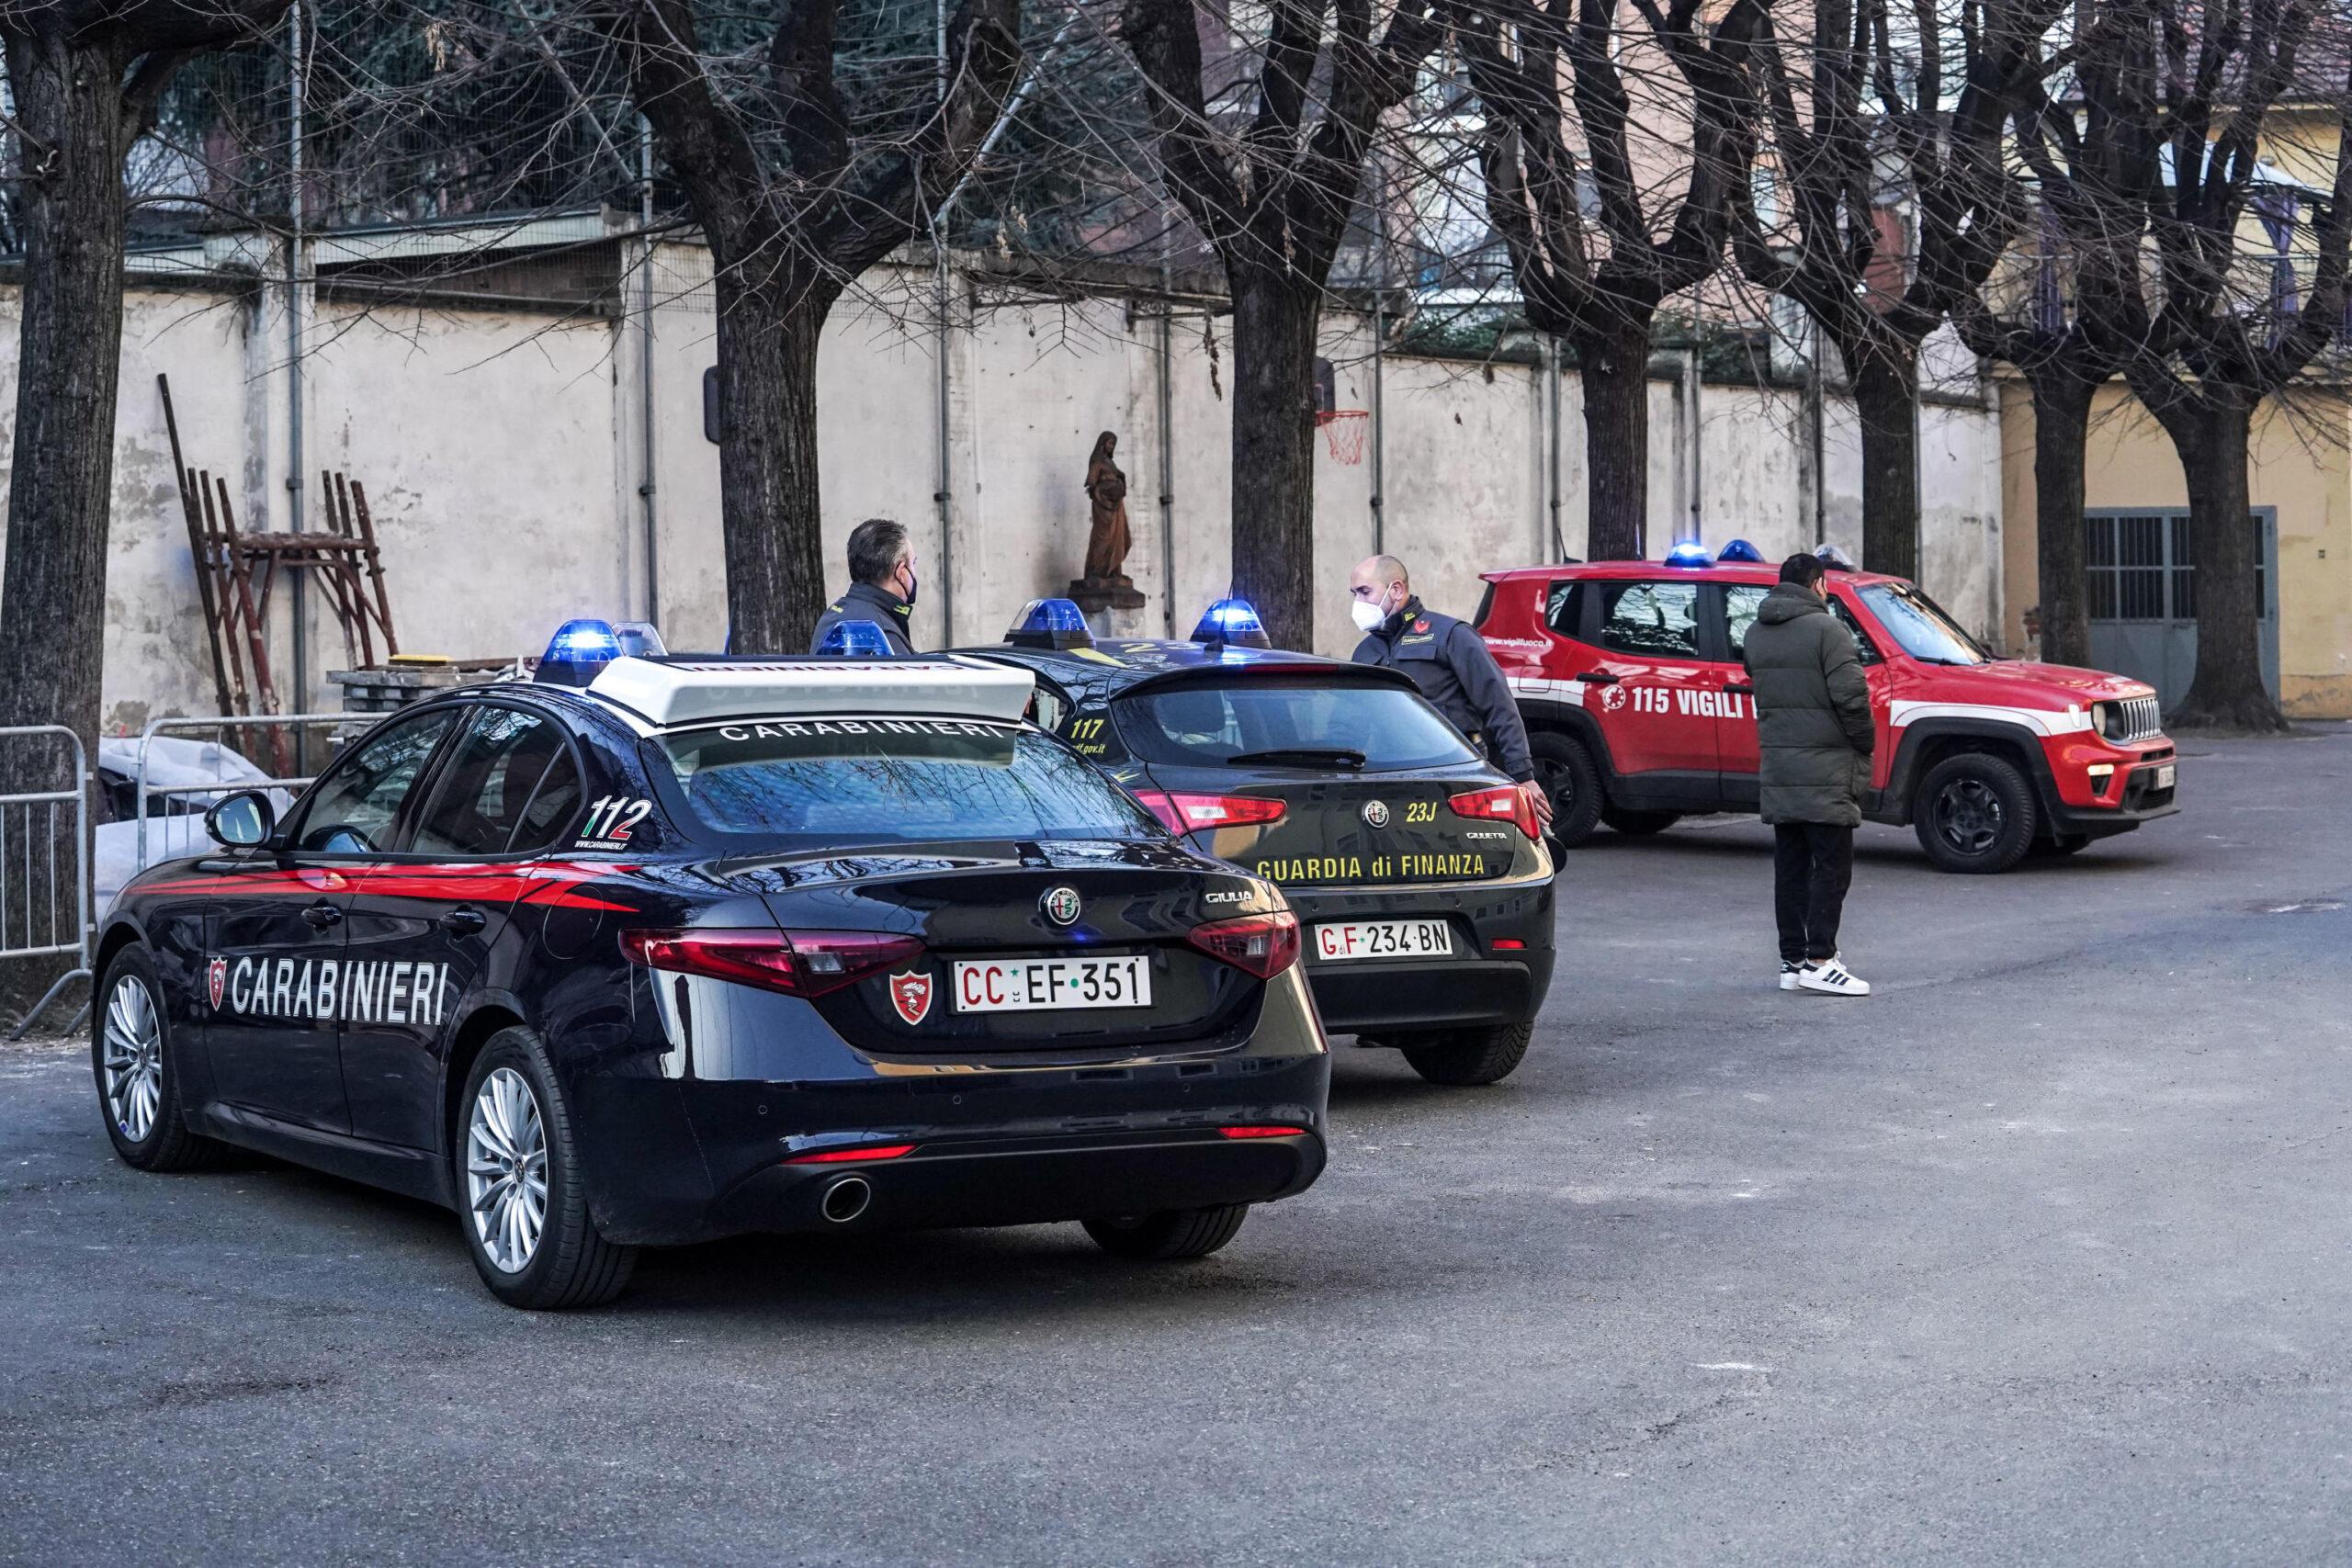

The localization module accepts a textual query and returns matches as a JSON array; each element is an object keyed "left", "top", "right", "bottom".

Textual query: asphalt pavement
[{"left": 4, "top": 728, "right": 2348, "bottom": 1566}]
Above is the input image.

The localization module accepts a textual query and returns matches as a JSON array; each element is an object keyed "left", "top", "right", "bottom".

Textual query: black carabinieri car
[
  {"left": 94, "top": 649, "right": 1328, "bottom": 1309},
  {"left": 964, "top": 599, "right": 1556, "bottom": 1087}
]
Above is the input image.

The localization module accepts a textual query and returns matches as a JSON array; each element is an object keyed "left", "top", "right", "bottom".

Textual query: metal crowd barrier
[
  {"left": 1, "top": 726, "right": 90, "bottom": 1040},
  {"left": 130, "top": 713, "right": 354, "bottom": 875}
]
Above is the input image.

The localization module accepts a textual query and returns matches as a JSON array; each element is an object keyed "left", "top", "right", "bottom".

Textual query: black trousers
[{"left": 1773, "top": 823, "right": 1855, "bottom": 964}]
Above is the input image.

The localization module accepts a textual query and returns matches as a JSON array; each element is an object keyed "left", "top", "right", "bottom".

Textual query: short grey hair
[{"left": 847, "top": 518, "right": 910, "bottom": 586}]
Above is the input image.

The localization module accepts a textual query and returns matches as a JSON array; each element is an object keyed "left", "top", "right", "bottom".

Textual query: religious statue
[{"left": 1069, "top": 430, "right": 1146, "bottom": 613}]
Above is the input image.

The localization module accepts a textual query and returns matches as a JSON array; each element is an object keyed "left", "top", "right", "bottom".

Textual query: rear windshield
[
  {"left": 1114, "top": 679, "right": 1480, "bottom": 772},
  {"left": 654, "top": 717, "right": 1162, "bottom": 846}
]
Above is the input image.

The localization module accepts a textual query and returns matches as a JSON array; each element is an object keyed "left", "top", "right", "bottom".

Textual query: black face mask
[{"left": 895, "top": 564, "right": 918, "bottom": 610}]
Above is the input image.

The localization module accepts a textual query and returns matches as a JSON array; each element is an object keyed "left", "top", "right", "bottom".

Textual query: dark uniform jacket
[
  {"left": 809, "top": 581, "right": 917, "bottom": 657},
  {"left": 1741, "top": 583, "right": 1875, "bottom": 826},
  {"left": 1352, "top": 596, "right": 1535, "bottom": 783}
]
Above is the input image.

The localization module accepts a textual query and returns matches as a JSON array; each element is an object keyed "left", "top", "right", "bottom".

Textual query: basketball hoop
[{"left": 1317, "top": 409, "right": 1371, "bottom": 465}]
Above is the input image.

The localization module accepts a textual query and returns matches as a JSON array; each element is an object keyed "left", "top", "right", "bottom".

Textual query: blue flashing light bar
[
  {"left": 1192, "top": 598, "right": 1272, "bottom": 649},
  {"left": 1717, "top": 538, "right": 1766, "bottom": 564},
  {"left": 546, "top": 618, "right": 621, "bottom": 661},
  {"left": 537, "top": 618, "right": 624, "bottom": 686},
  {"left": 1815, "top": 542, "right": 1858, "bottom": 571},
  {"left": 1664, "top": 542, "right": 1714, "bottom": 569},
  {"left": 1006, "top": 597, "right": 1095, "bottom": 650},
  {"left": 818, "top": 619, "right": 897, "bottom": 658}
]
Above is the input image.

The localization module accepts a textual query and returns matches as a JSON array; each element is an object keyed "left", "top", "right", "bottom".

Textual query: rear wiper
[{"left": 1227, "top": 747, "right": 1368, "bottom": 771}]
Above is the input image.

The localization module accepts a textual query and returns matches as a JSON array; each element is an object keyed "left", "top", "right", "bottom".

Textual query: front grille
[{"left": 2109, "top": 695, "right": 2163, "bottom": 743}]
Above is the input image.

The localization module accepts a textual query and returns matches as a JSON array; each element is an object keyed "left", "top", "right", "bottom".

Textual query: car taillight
[
  {"left": 619, "top": 929, "right": 924, "bottom": 998},
  {"left": 1185, "top": 910, "right": 1301, "bottom": 979},
  {"left": 1448, "top": 784, "right": 1540, "bottom": 841},
  {"left": 1133, "top": 790, "right": 1288, "bottom": 835},
  {"left": 1217, "top": 1124, "right": 1309, "bottom": 1139}
]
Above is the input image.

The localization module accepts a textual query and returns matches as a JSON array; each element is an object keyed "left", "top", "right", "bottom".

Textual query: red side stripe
[{"left": 132, "top": 862, "right": 635, "bottom": 913}]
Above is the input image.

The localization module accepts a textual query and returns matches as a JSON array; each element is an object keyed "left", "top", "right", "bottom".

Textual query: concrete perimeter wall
[{"left": 0, "top": 248, "right": 2004, "bottom": 731}]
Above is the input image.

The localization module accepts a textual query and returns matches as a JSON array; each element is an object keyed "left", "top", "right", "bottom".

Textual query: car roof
[
  {"left": 960, "top": 637, "right": 1414, "bottom": 705},
  {"left": 371, "top": 659, "right": 1036, "bottom": 739},
  {"left": 580, "top": 655, "right": 1034, "bottom": 729},
  {"left": 1482, "top": 560, "right": 1910, "bottom": 590}
]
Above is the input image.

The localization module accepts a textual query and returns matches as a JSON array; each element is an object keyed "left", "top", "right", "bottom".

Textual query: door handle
[
  {"left": 1724, "top": 682, "right": 1755, "bottom": 695},
  {"left": 302, "top": 901, "right": 344, "bottom": 930},
  {"left": 1576, "top": 671, "right": 1620, "bottom": 686},
  {"left": 439, "top": 907, "right": 488, "bottom": 936}
]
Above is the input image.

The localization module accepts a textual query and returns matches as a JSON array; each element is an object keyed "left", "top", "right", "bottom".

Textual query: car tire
[
  {"left": 1396, "top": 1020, "right": 1533, "bottom": 1086},
  {"left": 93, "top": 946, "right": 231, "bottom": 1173},
  {"left": 1600, "top": 807, "right": 1680, "bottom": 837},
  {"left": 456, "top": 1027, "right": 638, "bottom": 1310},
  {"left": 1914, "top": 753, "right": 2038, "bottom": 874},
  {"left": 1083, "top": 1204, "right": 1249, "bottom": 1260},
  {"left": 1532, "top": 731, "right": 1604, "bottom": 851}
]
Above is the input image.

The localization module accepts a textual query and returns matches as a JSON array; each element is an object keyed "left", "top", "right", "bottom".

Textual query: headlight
[{"left": 2091, "top": 702, "right": 2118, "bottom": 739}]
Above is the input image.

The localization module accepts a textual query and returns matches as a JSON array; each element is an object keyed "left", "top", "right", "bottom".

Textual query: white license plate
[
  {"left": 2154, "top": 763, "right": 2177, "bottom": 790},
  {"left": 1313, "top": 919, "right": 1454, "bottom": 963},
  {"left": 952, "top": 956, "right": 1152, "bottom": 1013}
]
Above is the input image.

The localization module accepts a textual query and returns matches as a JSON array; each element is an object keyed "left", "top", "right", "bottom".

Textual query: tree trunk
[
  {"left": 1227, "top": 265, "right": 1322, "bottom": 650},
  {"left": 1848, "top": 345, "right": 1920, "bottom": 582},
  {"left": 1574, "top": 320, "right": 1651, "bottom": 560},
  {"left": 2028, "top": 370, "right": 2097, "bottom": 669},
  {"left": 711, "top": 260, "right": 835, "bottom": 654},
  {"left": 0, "top": 28, "right": 131, "bottom": 746},
  {"left": 2170, "top": 398, "right": 2285, "bottom": 731},
  {"left": 0, "top": 28, "right": 131, "bottom": 1021}
]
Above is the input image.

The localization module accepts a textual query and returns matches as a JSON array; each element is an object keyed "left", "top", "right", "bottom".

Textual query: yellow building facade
[{"left": 1998, "top": 379, "right": 2352, "bottom": 717}]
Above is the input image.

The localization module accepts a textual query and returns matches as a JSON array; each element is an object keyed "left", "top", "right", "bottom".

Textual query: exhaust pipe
[{"left": 820, "top": 1175, "right": 873, "bottom": 1224}]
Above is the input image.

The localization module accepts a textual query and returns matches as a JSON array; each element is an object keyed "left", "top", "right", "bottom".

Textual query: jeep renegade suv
[{"left": 1476, "top": 551, "right": 2179, "bottom": 874}]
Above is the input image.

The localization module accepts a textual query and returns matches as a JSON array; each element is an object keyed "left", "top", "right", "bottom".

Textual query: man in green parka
[{"left": 1743, "top": 553, "right": 1875, "bottom": 997}]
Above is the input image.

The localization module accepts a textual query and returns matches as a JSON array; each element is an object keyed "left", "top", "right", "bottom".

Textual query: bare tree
[
  {"left": 0, "top": 2, "right": 292, "bottom": 759},
  {"left": 1462, "top": 0, "right": 1766, "bottom": 560},
  {"left": 1954, "top": 31, "right": 2148, "bottom": 670},
  {"left": 1121, "top": 0, "right": 1443, "bottom": 646},
  {"left": 2078, "top": 0, "right": 2352, "bottom": 729},
  {"left": 598, "top": 0, "right": 1023, "bottom": 652},
  {"left": 1734, "top": 0, "right": 2060, "bottom": 580}
]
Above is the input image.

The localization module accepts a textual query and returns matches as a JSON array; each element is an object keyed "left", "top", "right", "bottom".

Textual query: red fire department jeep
[{"left": 1476, "top": 546, "right": 2180, "bottom": 874}]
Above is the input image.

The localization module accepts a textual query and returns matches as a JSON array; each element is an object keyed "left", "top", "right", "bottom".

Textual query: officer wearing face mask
[
  {"left": 811, "top": 517, "right": 921, "bottom": 656},
  {"left": 1349, "top": 554, "right": 1551, "bottom": 829}
]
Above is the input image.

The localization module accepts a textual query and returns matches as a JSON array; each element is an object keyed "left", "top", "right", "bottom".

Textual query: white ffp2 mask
[{"left": 1350, "top": 597, "right": 1387, "bottom": 633}]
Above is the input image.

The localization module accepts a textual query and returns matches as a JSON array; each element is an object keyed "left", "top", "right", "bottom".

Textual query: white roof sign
[{"left": 584, "top": 656, "right": 1035, "bottom": 728}]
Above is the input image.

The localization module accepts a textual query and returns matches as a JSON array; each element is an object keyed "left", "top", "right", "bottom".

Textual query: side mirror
[{"left": 205, "top": 790, "right": 276, "bottom": 849}]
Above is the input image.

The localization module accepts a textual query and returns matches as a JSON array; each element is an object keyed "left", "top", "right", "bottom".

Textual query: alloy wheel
[
  {"left": 101, "top": 976, "right": 163, "bottom": 1143},
  {"left": 466, "top": 1067, "right": 548, "bottom": 1273},
  {"left": 1933, "top": 778, "right": 2004, "bottom": 856}
]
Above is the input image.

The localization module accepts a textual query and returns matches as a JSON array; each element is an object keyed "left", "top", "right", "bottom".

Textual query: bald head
[{"left": 1351, "top": 555, "right": 1409, "bottom": 610}]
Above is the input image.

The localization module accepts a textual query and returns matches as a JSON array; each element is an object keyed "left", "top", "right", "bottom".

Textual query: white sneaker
[
  {"left": 1797, "top": 957, "right": 1870, "bottom": 997},
  {"left": 1779, "top": 961, "right": 1803, "bottom": 991}
]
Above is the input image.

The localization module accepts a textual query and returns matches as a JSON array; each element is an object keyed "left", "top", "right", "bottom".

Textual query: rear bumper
[
  {"left": 1283, "top": 875, "right": 1555, "bottom": 1033},
  {"left": 1307, "top": 956, "right": 1545, "bottom": 1032},
  {"left": 571, "top": 1044, "right": 1331, "bottom": 1246},
  {"left": 712, "top": 1128, "right": 1324, "bottom": 1236}
]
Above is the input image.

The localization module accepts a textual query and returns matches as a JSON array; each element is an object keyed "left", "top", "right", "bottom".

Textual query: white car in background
[{"left": 93, "top": 737, "right": 294, "bottom": 913}]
